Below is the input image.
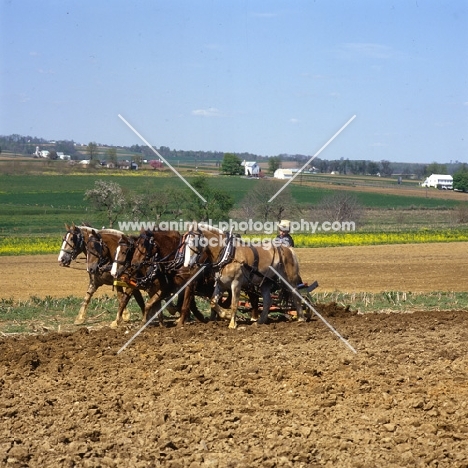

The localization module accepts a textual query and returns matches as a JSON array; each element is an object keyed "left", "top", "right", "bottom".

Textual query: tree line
[
  {"left": 84, "top": 176, "right": 362, "bottom": 229},
  {"left": 1, "top": 133, "right": 464, "bottom": 180}
]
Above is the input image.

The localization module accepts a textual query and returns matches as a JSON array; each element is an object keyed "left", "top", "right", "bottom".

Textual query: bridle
[
  {"left": 132, "top": 231, "right": 185, "bottom": 287},
  {"left": 86, "top": 233, "right": 111, "bottom": 273},
  {"left": 134, "top": 232, "right": 160, "bottom": 267},
  {"left": 112, "top": 237, "right": 136, "bottom": 276},
  {"left": 183, "top": 229, "right": 205, "bottom": 268},
  {"left": 60, "top": 229, "right": 85, "bottom": 261}
]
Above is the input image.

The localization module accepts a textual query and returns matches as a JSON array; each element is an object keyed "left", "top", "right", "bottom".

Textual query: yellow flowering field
[
  {"left": 1, "top": 228, "right": 468, "bottom": 255},
  {"left": 0, "top": 236, "right": 61, "bottom": 256},
  {"left": 252, "top": 229, "right": 468, "bottom": 248}
]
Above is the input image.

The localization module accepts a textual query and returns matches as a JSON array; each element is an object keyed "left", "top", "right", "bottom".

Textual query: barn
[
  {"left": 241, "top": 161, "right": 260, "bottom": 177},
  {"left": 274, "top": 168, "right": 293, "bottom": 179}
]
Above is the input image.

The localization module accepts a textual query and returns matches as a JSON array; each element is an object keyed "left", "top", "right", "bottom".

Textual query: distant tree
[
  {"left": 149, "top": 160, "right": 163, "bottom": 170},
  {"left": 55, "top": 140, "right": 76, "bottom": 156},
  {"left": 425, "top": 162, "right": 448, "bottom": 177},
  {"left": 186, "top": 176, "right": 234, "bottom": 222},
  {"left": 350, "top": 160, "right": 367, "bottom": 175},
  {"left": 86, "top": 142, "right": 99, "bottom": 161},
  {"left": 84, "top": 180, "right": 126, "bottom": 228},
  {"left": 128, "top": 190, "right": 170, "bottom": 221},
  {"left": 239, "top": 180, "right": 300, "bottom": 223},
  {"left": 453, "top": 165, "right": 468, "bottom": 192},
  {"left": 133, "top": 154, "right": 143, "bottom": 166},
  {"left": 48, "top": 150, "right": 58, "bottom": 160},
  {"left": 221, "top": 153, "right": 242, "bottom": 175},
  {"left": 106, "top": 147, "right": 117, "bottom": 166},
  {"left": 167, "top": 187, "right": 190, "bottom": 217},
  {"left": 268, "top": 156, "right": 281, "bottom": 174},
  {"left": 317, "top": 192, "right": 364, "bottom": 224},
  {"left": 380, "top": 160, "right": 393, "bottom": 177},
  {"left": 367, "top": 161, "right": 380, "bottom": 176}
]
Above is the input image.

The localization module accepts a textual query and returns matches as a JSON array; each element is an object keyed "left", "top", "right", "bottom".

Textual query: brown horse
[
  {"left": 64, "top": 226, "right": 146, "bottom": 326},
  {"left": 124, "top": 226, "right": 226, "bottom": 327},
  {"left": 184, "top": 228, "right": 304, "bottom": 329},
  {"left": 116, "top": 229, "right": 204, "bottom": 326}
]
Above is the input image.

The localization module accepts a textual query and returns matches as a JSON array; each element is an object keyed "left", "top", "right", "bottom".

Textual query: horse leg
[
  {"left": 176, "top": 285, "right": 192, "bottom": 327},
  {"left": 110, "top": 286, "right": 135, "bottom": 329},
  {"left": 131, "top": 287, "right": 146, "bottom": 320},
  {"left": 166, "top": 291, "right": 182, "bottom": 316},
  {"left": 190, "top": 296, "right": 208, "bottom": 323},
  {"left": 249, "top": 292, "right": 260, "bottom": 321},
  {"left": 295, "top": 290, "right": 306, "bottom": 322},
  {"left": 257, "top": 282, "right": 272, "bottom": 325},
  {"left": 210, "top": 281, "right": 228, "bottom": 321},
  {"left": 228, "top": 280, "right": 242, "bottom": 329},
  {"left": 74, "top": 278, "right": 98, "bottom": 325},
  {"left": 143, "top": 286, "right": 169, "bottom": 327}
]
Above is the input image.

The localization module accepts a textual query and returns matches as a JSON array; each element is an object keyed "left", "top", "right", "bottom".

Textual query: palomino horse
[
  {"left": 58, "top": 224, "right": 146, "bottom": 326},
  {"left": 125, "top": 228, "right": 213, "bottom": 327},
  {"left": 116, "top": 229, "right": 199, "bottom": 326},
  {"left": 83, "top": 228, "right": 151, "bottom": 328},
  {"left": 184, "top": 228, "right": 304, "bottom": 329}
]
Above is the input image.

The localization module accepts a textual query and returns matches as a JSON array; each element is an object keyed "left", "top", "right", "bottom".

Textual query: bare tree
[
  {"left": 239, "top": 180, "right": 300, "bottom": 222},
  {"left": 84, "top": 180, "right": 126, "bottom": 228},
  {"left": 106, "top": 147, "right": 118, "bottom": 166},
  {"left": 315, "top": 192, "right": 364, "bottom": 224},
  {"left": 128, "top": 190, "right": 171, "bottom": 221},
  {"left": 86, "top": 142, "right": 99, "bottom": 161}
]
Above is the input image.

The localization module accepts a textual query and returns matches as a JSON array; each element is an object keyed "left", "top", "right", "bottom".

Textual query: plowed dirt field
[{"left": 1, "top": 244, "right": 467, "bottom": 467}]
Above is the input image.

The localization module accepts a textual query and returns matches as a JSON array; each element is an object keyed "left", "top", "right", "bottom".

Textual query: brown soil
[{"left": 1, "top": 245, "right": 468, "bottom": 467}]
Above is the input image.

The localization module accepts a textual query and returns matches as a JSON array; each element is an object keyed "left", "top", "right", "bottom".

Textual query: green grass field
[{"left": 0, "top": 171, "right": 466, "bottom": 250}]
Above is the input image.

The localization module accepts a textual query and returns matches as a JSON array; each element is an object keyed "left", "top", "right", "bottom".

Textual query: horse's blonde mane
[
  {"left": 77, "top": 225, "right": 96, "bottom": 233},
  {"left": 197, "top": 223, "right": 226, "bottom": 236},
  {"left": 99, "top": 228, "right": 124, "bottom": 236}
]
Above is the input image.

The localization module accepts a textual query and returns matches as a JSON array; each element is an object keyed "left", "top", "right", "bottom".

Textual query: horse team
[{"left": 58, "top": 222, "right": 309, "bottom": 329}]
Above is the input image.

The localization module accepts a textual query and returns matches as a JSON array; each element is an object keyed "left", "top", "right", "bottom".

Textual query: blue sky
[{"left": 1, "top": 0, "right": 467, "bottom": 163}]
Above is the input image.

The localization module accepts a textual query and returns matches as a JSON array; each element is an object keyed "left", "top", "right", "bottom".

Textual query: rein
[{"left": 133, "top": 232, "right": 183, "bottom": 287}]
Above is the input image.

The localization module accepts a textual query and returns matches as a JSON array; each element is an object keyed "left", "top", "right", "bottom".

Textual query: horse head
[
  {"left": 111, "top": 234, "right": 137, "bottom": 279},
  {"left": 58, "top": 223, "right": 87, "bottom": 267},
  {"left": 131, "top": 230, "right": 159, "bottom": 273},
  {"left": 182, "top": 222, "right": 227, "bottom": 268},
  {"left": 183, "top": 225, "right": 203, "bottom": 268},
  {"left": 86, "top": 230, "right": 110, "bottom": 274}
]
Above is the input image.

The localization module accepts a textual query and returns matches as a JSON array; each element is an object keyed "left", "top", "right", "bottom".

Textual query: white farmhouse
[
  {"left": 241, "top": 160, "right": 260, "bottom": 177},
  {"left": 421, "top": 174, "right": 453, "bottom": 189}
]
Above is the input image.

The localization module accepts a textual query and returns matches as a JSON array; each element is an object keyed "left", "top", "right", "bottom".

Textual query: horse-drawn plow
[
  {"left": 58, "top": 222, "right": 326, "bottom": 331},
  {"left": 236, "top": 280, "right": 319, "bottom": 322}
]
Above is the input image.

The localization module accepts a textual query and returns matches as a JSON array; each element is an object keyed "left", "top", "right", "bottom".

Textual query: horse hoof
[
  {"left": 74, "top": 318, "right": 85, "bottom": 325},
  {"left": 122, "top": 311, "right": 131, "bottom": 322},
  {"left": 297, "top": 317, "right": 306, "bottom": 323},
  {"left": 110, "top": 321, "right": 119, "bottom": 329}
]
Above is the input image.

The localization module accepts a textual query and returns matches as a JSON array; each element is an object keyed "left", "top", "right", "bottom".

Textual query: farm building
[
  {"left": 241, "top": 160, "right": 260, "bottom": 177},
  {"left": 421, "top": 174, "right": 453, "bottom": 189},
  {"left": 274, "top": 168, "right": 293, "bottom": 179}
]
